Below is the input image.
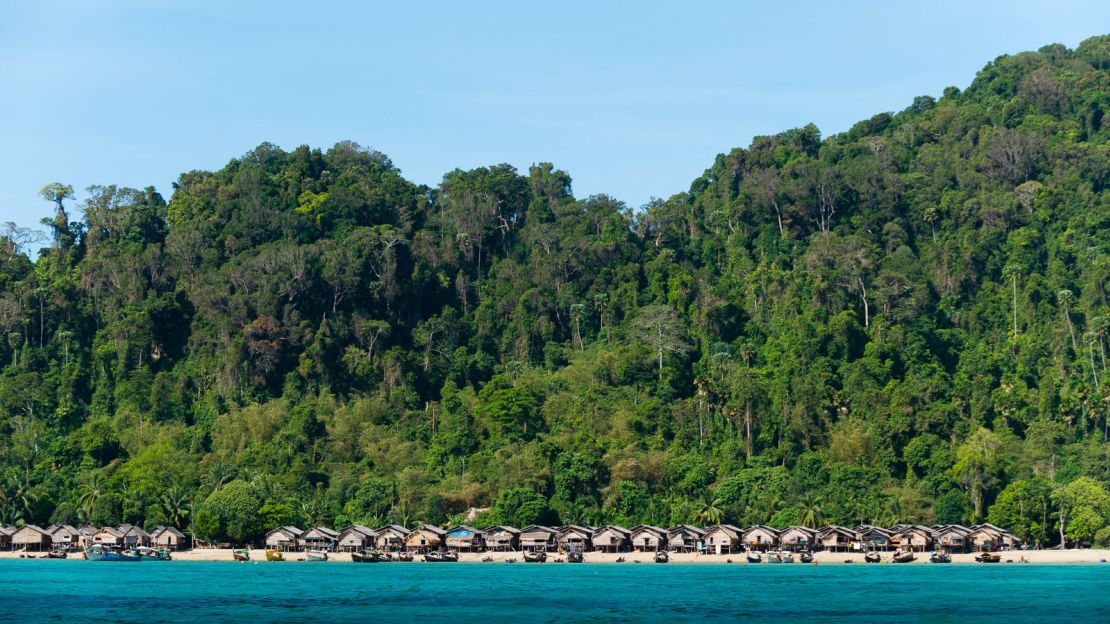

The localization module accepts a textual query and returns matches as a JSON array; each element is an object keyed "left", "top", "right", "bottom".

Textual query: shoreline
[{"left": 3, "top": 548, "right": 1106, "bottom": 565}]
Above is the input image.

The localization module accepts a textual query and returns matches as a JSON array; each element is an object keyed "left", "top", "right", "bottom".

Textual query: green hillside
[{"left": 1, "top": 36, "right": 1108, "bottom": 547}]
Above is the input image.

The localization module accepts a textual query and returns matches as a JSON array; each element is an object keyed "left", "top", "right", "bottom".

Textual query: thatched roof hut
[
  {"left": 481, "top": 525, "right": 519, "bottom": 551},
  {"left": 150, "top": 526, "right": 188, "bottom": 550},
  {"left": 0, "top": 526, "right": 14, "bottom": 549},
  {"left": 445, "top": 525, "right": 483, "bottom": 551},
  {"left": 404, "top": 524, "right": 446, "bottom": 552},
  {"left": 519, "top": 525, "right": 558, "bottom": 552},
  {"left": 778, "top": 526, "right": 817, "bottom": 550},
  {"left": 856, "top": 525, "right": 894, "bottom": 550},
  {"left": 92, "top": 526, "right": 125, "bottom": 546},
  {"left": 628, "top": 525, "right": 668, "bottom": 552},
  {"left": 890, "top": 524, "right": 933, "bottom": 552},
  {"left": 592, "top": 525, "right": 631, "bottom": 553},
  {"left": 556, "top": 525, "right": 593, "bottom": 553},
  {"left": 742, "top": 525, "right": 779, "bottom": 551},
  {"left": 337, "top": 525, "right": 376, "bottom": 552},
  {"left": 11, "top": 524, "right": 52, "bottom": 550},
  {"left": 666, "top": 525, "right": 705, "bottom": 552},
  {"left": 47, "top": 524, "right": 79, "bottom": 547},
  {"left": 705, "top": 524, "right": 745, "bottom": 554},
  {"left": 374, "top": 525, "right": 410, "bottom": 551},
  {"left": 967, "top": 524, "right": 1016, "bottom": 551},
  {"left": 932, "top": 524, "right": 971, "bottom": 552},
  {"left": 265, "top": 526, "right": 303, "bottom": 550},
  {"left": 299, "top": 526, "right": 339, "bottom": 551},
  {"left": 118, "top": 524, "right": 151, "bottom": 547},
  {"left": 816, "top": 525, "right": 861, "bottom": 551}
]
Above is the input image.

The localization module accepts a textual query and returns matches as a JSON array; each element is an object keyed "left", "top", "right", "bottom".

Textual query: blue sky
[{"left": 1, "top": 1, "right": 1108, "bottom": 235}]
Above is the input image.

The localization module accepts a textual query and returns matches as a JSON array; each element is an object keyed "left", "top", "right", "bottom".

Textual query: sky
[{"left": 1, "top": 1, "right": 1109, "bottom": 238}]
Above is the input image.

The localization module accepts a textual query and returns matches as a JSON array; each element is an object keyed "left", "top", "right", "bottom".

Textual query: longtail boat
[
  {"left": 265, "top": 549, "right": 285, "bottom": 561},
  {"left": 233, "top": 549, "right": 251, "bottom": 561}
]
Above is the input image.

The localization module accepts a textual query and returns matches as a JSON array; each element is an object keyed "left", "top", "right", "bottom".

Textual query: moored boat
[
  {"left": 766, "top": 551, "right": 783, "bottom": 563},
  {"left": 567, "top": 551, "right": 584, "bottom": 563},
  {"left": 233, "top": 549, "right": 251, "bottom": 562},
  {"left": 423, "top": 551, "right": 458, "bottom": 562},
  {"left": 305, "top": 549, "right": 329, "bottom": 562},
  {"left": 136, "top": 546, "right": 171, "bottom": 561},
  {"left": 265, "top": 549, "right": 285, "bottom": 562},
  {"left": 523, "top": 551, "right": 547, "bottom": 563},
  {"left": 975, "top": 552, "right": 1001, "bottom": 563},
  {"left": 47, "top": 549, "right": 68, "bottom": 559},
  {"left": 780, "top": 552, "right": 795, "bottom": 563},
  {"left": 800, "top": 551, "right": 814, "bottom": 563},
  {"left": 930, "top": 550, "right": 952, "bottom": 563},
  {"left": 351, "top": 551, "right": 384, "bottom": 563},
  {"left": 85, "top": 545, "right": 142, "bottom": 561},
  {"left": 746, "top": 553, "right": 762, "bottom": 563}
]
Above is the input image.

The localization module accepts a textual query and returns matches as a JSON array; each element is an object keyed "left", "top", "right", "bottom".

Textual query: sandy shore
[{"left": 4, "top": 548, "right": 1107, "bottom": 564}]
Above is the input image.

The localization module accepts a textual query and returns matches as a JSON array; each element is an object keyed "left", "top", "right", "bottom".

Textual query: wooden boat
[
  {"left": 654, "top": 551, "right": 669, "bottom": 564},
  {"left": 481, "top": 555, "right": 494, "bottom": 562},
  {"left": 352, "top": 551, "right": 384, "bottom": 563},
  {"left": 864, "top": 551, "right": 882, "bottom": 563},
  {"left": 567, "top": 551, "right": 584, "bottom": 563},
  {"left": 395, "top": 551, "right": 413, "bottom": 562},
  {"left": 233, "top": 549, "right": 251, "bottom": 562},
  {"left": 746, "top": 553, "right": 762, "bottom": 563},
  {"left": 47, "top": 549, "right": 68, "bottom": 559},
  {"left": 780, "top": 552, "right": 795, "bottom": 563},
  {"left": 423, "top": 551, "right": 458, "bottom": 562},
  {"left": 85, "top": 545, "right": 142, "bottom": 561},
  {"left": 930, "top": 551, "right": 952, "bottom": 563},
  {"left": 305, "top": 549, "right": 329, "bottom": 562},
  {"left": 265, "top": 549, "right": 285, "bottom": 562},
  {"left": 800, "top": 551, "right": 814, "bottom": 563},
  {"left": 892, "top": 551, "right": 916, "bottom": 563},
  {"left": 975, "top": 552, "right": 1001, "bottom": 563},
  {"left": 523, "top": 551, "right": 547, "bottom": 563},
  {"left": 766, "top": 551, "right": 783, "bottom": 563}
]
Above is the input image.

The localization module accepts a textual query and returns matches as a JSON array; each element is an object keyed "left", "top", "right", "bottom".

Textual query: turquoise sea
[{"left": 1, "top": 560, "right": 1107, "bottom": 623}]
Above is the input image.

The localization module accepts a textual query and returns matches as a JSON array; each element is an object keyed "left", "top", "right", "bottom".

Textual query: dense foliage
[{"left": 1, "top": 37, "right": 1108, "bottom": 547}]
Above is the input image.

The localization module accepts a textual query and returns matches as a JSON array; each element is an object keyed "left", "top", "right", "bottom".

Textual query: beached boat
[
  {"left": 395, "top": 551, "right": 414, "bottom": 562},
  {"left": 305, "top": 549, "right": 329, "bottom": 562},
  {"left": 47, "top": 549, "right": 68, "bottom": 559},
  {"left": 864, "top": 551, "right": 882, "bottom": 563},
  {"left": 766, "top": 551, "right": 783, "bottom": 563},
  {"left": 930, "top": 551, "right": 952, "bottom": 563},
  {"left": 351, "top": 551, "right": 384, "bottom": 563},
  {"left": 746, "top": 553, "right": 762, "bottom": 563},
  {"left": 233, "top": 549, "right": 251, "bottom": 561},
  {"left": 85, "top": 545, "right": 142, "bottom": 561},
  {"left": 780, "top": 552, "right": 795, "bottom": 563},
  {"left": 136, "top": 546, "right": 171, "bottom": 561},
  {"left": 523, "top": 551, "right": 547, "bottom": 563},
  {"left": 265, "top": 549, "right": 285, "bottom": 561},
  {"left": 423, "top": 551, "right": 458, "bottom": 562},
  {"left": 567, "top": 551, "right": 584, "bottom": 563},
  {"left": 975, "top": 552, "right": 1001, "bottom": 563},
  {"left": 800, "top": 551, "right": 814, "bottom": 563},
  {"left": 654, "top": 551, "right": 669, "bottom": 563},
  {"left": 892, "top": 550, "right": 916, "bottom": 563}
]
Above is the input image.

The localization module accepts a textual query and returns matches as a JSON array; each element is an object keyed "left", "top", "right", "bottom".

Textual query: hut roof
[
  {"left": 743, "top": 524, "right": 778, "bottom": 536},
  {"left": 856, "top": 525, "right": 894, "bottom": 537},
  {"left": 49, "top": 524, "right": 78, "bottom": 536},
  {"left": 972, "top": 523, "right": 1014, "bottom": 537},
  {"left": 0, "top": 526, "right": 16, "bottom": 536},
  {"left": 481, "top": 525, "right": 520, "bottom": 536},
  {"left": 780, "top": 526, "right": 817, "bottom": 537},
  {"left": 118, "top": 524, "right": 151, "bottom": 538},
  {"left": 339, "top": 524, "right": 376, "bottom": 538},
  {"left": 410, "top": 524, "right": 446, "bottom": 536},
  {"left": 78, "top": 525, "right": 97, "bottom": 536},
  {"left": 445, "top": 525, "right": 480, "bottom": 537},
  {"left": 96, "top": 526, "right": 125, "bottom": 538},
  {"left": 557, "top": 525, "right": 594, "bottom": 537},
  {"left": 817, "top": 525, "right": 861, "bottom": 539},
  {"left": 13, "top": 524, "right": 50, "bottom": 537},
  {"left": 302, "top": 526, "right": 339, "bottom": 539},
  {"left": 629, "top": 525, "right": 667, "bottom": 538},
  {"left": 593, "top": 525, "right": 630, "bottom": 538},
  {"left": 707, "top": 524, "right": 744, "bottom": 539},
  {"left": 667, "top": 524, "right": 706, "bottom": 537},
  {"left": 932, "top": 524, "right": 971, "bottom": 536},
  {"left": 266, "top": 526, "right": 303, "bottom": 540},
  {"left": 375, "top": 524, "right": 410, "bottom": 535},
  {"left": 151, "top": 526, "right": 187, "bottom": 538},
  {"left": 520, "top": 525, "right": 558, "bottom": 539}
]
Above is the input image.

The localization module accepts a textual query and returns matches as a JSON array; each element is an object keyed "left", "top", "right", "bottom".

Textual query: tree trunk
[
  {"left": 745, "top": 401, "right": 753, "bottom": 459},
  {"left": 1012, "top": 273, "right": 1018, "bottom": 336},
  {"left": 857, "top": 277, "right": 869, "bottom": 327}
]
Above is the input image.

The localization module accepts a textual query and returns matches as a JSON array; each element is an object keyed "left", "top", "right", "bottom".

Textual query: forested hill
[{"left": 1, "top": 36, "right": 1109, "bottom": 547}]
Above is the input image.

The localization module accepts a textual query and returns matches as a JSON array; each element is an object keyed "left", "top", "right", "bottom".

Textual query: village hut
[
  {"left": 445, "top": 525, "right": 483, "bottom": 552},
  {"left": 76, "top": 526, "right": 97, "bottom": 547},
  {"left": 0, "top": 526, "right": 14, "bottom": 550},
  {"left": 299, "top": 526, "right": 339, "bottom": 551},
  {"left": 519, "top": 525, "right": 558, "bottom": 552},
  {"left": 628, "top": 525, "right": 668, "bottom": 552},
  {"left": 374, "top": 525, "right": 410, "bottom": 551},
  {"left": 932, "top": 525, "right": 971, "bottom": 552},
  {"left": 404, "top": 524, "right": 446, "bottom": 552},
  {"left": 704, "top": 524, "right": 746, "bottom": 554},
  {"left": 265, "top": 526, "right": 303, "bottom": 550},
  {"left": 592, "top": 525, "right": 631, "bottom": 553},
  {"left": 778, "top": 526, "right": 817, "bottom": 551},
  {"left": 742, "top": 525, "right": 779, "bottom": 552},
  {"left": 92, "top": 526, "right": 124, "bottom": 546},
  {"left": 337, "top": 525, "right": 376, "bottom": 552},
  {"left": 481, "top": 526, "right": 519, "bottom": 551},
  {"left": 890, "top": 525, "right": 933, "bottom": 552},
  {"left": 967, "top": 524, "right": 1016, "bottom": 551},
  {"left": 666, "top": 525, "right": 705, "bottom": 552},
  {"left": 816, "top": 525, "right": 861, "bottom": 552},
  {"left": 118, "top": 524, "right": 151, "bottom": 547},
  {"left": 150, "top": 526, "right": 188, "bottom": 550},
  {"left": 556, "top": 525, "right": 594, "bottom": 553},
  {"left": 856, "top": 525, "right": 895, "bottom": 551},
  {"left": 47, "top": 525, "right": 80, "bottom": 549},
  {"left": 974, "top": 523, "right": 1017, "bottom": 549},
  {"left": 11, "top": 525, "right": 52, "bottom": 551}
]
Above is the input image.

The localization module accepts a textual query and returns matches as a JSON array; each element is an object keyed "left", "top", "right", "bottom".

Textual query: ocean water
[{"left": 0, "top": 560, "right": 1107, "bottom": 623}]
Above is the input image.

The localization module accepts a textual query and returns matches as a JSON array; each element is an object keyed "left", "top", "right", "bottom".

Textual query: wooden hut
[
  {"left": 337, "top": 525, "right": 376, "bottom": 552},
  {"left": 118, "top": 524, "right": 151, "bottom": 547},
  {"left": 76, "top": 526, "right": 97, "bottom": 547},
  {"left": 404, "top": 524, "right": 446, "bottom": 552},
  {"left": 265, "top": 526, "right": 303, "bottom": 551},
  {"left": 150, "top": 526, "right": 188, "bottom": 550},
  {"left": 47, "top": 525, "right": 79, "bottom": 549},
  {"left": 374, "top": 525, "right": 410, "bottom": 551},
  {"left": 592, "top": 525, "right": 631, "bottom": 553},
  {"left": 967, "top": 524, "right": 1015, "bottom": 551},
  {"left": 973, "top": 523, "right": 1017, "bottom": 549},
  {"left": 0, "top": 526, "right": 14, "bottom": 550},
  {"left": 742, "top": 525, "right": 779, "bottom": 552},
  {"left": 11, "top": 525, "right": 52, "bottom": 551},
  {"left": 778, "top": 526, "right": 817, "bottom": 551},
  {"left": 816, "top": 525, "right": 861, "bottom": 552},
  {"left": 557, "top": 525, "right": 593, "bottom": 553},
  {"left": 445, "top": 525, "right": 483, "bottom": 552},
  {"left": 890, "top": 525, "right": 933, "bottom": 552},
  {"left": 299, "top": 526, "right": 339, "bottom": 551},
  {"left": 856, "top": 525, "right": 894, "bottom": 551},
  {"left": 666, "top": 525, "right": 705, "bottom": 552},
  {"left": 932, "top": 525, "right": 971, "bottom": 552},
  {"left": 92, "top": 526, "right": 124, "bottom": 546},
  {"left": 519, "top": 525, "right": 558, "bottom": 552},
  {"left": 628, "top": 525, "right": 668, "bottom": 552},
  {"left": 481, "top": 526, "right": 519, "bottom": 551},
  {"left": 703, "top": 524, "right": 744, "bottom": 554}
]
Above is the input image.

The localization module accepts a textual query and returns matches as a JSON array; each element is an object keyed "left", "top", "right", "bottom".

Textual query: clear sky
[{"left": 2, "top": 1, "right": 1108, "bottom": 235}]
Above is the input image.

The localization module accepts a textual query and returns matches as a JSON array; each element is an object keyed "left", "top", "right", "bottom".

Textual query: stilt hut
[
  {"left": 265, "top": 526, "right": 303, "bottom": 551},
  {"left": 890, "top": 525, "right": 933, "bottom": 552},
  {"left": 299, "top": 526, "right": 339, "bottom": 551},
  {"left": 404, "top": 524, "right": 446, "bottom": 552},
  {"left": 337, "top": 525, "right": 376, "bottom": 552},
  {"left": 629, "top": 525, "right": 668, "bottom": 552},
  {"left": 592, "top": 526, "right": 630, "bottom": 553},
  {"left": 704, "top": 524, "right": 745, "bottom": 554},
  {"left": 932, "top": 525, "right": 971, "bottom": 553},
  {"left": 76, "top": 526, "right": 97, "bottom": 547},
  {"left": 742, "top": 525, "right": 779, "bottom": 552},
  {"left": 481, "top": 526, "right": 519, "bottom": 551},
  {"left": 967, "top": 525, "right": 1013, "bottom": 552},
  {"left": 118, "top": 524, "right": 151, "bottom": 547},
  {"left": 150, "top": 526, "right": 188, "bottom": 550},
  {"left": 816, "top": 525, "right": 861, "bottom": 552},
  {"left": 47, "top": 525, "right": 79, "bottom": 549},
  {"left": 11, "top": 525, "right": 52, "bottom": 551},
  {"left": 778, "top": 526, "right": 817, "bottom": 551},
  {"left": 856, "top": 525, "right": 894, "bottom": 551},
  {"left": 374, "top": 525, "right": 410, "bottom": 552},
  {"left": 972, "top": 523, "right": 1017, "bottom": 549},
  {"left": 445, "top": 525, "right": 483, "bottom": 552},
  {"left": 557, "top": 525, "right": 594, "bottom": 553},
  {"left": 519, "top": 525, "right": 558, "bottom": 552},
  {"left": 666, "top": 525, "right": 705, "bottom": 552},
  {"left": 92, "top": 526, "right": 124, "bottom": 546},
  {"left": 0, "top": 526, "right": 14, "bottom": 550}
]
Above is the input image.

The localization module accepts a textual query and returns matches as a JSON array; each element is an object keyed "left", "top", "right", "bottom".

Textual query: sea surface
[{"left": 1, "top": 559, "right": 1107, "bottom": 623}]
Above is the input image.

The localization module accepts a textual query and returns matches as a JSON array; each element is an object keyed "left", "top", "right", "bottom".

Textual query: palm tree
[
  {"left": 800, "top": 496, "right": 826, "bottom": 529},
  {"left": 160, "top": 486, "right": 192, "bottom": 528},
  {"left": 697, "top": 493, "right": 724, "bottom": 525},
  {"left": 8, "top": 478, "right": 37, "bottom": 523}
]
